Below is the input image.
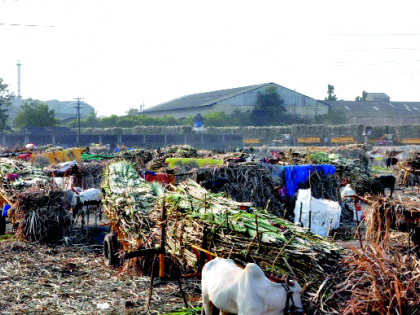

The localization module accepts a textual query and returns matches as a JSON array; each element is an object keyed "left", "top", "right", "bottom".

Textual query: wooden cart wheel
[
  {"left": 0, "top": 216, "right": 6, "bottom": 236},
  {"left": 104, "top": 233, "right": 120, "bottom": 266}
]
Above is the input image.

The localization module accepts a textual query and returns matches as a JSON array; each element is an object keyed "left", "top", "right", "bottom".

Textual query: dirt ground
[{"left": 1, "top": 215, "right": 202, "bottom": 315}]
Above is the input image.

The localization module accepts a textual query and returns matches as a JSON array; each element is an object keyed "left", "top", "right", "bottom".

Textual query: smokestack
[{"left": 16, "top": 60, "right": 21, "bottom": 98}]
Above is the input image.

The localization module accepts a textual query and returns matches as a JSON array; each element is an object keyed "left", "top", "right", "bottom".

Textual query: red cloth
[
  {"left": 145, "top": 173, "right": 170, "bottom": 186},
  {"left": 17, "top": 153, "right": 32, "bottom": 161}
]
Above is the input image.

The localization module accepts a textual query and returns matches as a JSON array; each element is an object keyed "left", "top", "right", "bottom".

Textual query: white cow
[
  {"left": 69, "top": 187, "right": 102, "bottom": 234},
  {"left": 202, "top": 258, "right": 304, "bottom": 315}
]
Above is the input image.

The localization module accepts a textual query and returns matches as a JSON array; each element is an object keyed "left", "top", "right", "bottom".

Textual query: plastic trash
[
  {"left": 97, "top": 303, "right": 110, "bottom": 310},
  {"left": 294, "top": 189, "right": 341, "bottom": 237},
  {"left": 115, "top": 148, "right": 119, "bottom": 153}
]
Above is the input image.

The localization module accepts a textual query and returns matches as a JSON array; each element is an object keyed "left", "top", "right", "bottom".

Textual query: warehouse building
[{"left": 142, "top": 83, "right": 329, "bottom": 120}]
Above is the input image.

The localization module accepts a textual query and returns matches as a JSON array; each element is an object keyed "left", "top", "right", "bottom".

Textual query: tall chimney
[{"left": 16, "top": 60, "right": 21, "bottom": 98}]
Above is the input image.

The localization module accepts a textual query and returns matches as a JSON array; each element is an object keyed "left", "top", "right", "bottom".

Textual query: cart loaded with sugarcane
[{"left": 101, "top": 160, "right": 343, "bottom": 311}]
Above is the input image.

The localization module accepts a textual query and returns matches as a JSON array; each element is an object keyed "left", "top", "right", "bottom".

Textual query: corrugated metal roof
[
  {"left": 367, "top": 93, "right": 389, "bottom": 99},
  {"left": 143, "top": 83, "right": 272, "bottom": 113},
  {"left": 327, "top": 101, "right": 420, "bottom": 118}
]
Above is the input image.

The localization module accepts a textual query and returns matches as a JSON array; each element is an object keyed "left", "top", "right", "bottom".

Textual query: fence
[{"left": 0, "top": 133, "right": 244, "bottom": 150}]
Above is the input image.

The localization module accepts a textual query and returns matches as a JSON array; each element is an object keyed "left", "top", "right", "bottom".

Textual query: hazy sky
[{"left": 1, "top": 0, "right": 420, "bottom": 117}]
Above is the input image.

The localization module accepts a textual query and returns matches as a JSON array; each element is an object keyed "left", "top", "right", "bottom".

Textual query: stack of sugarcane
[
  {"left": 147, "top": 145, "right": 204, "bottom": 171},
  {"left": 79, "top": 161, "right": 107, "bottom": 189},
  {"left": 101, "top": 160, "right": 160, "bottom": 254},
  {"left": 362, "top": 194, "right": 420, "bottom": 244},
  {"left": 7, "top": 184, "right": 73, "bottom": 243},
  {"left": 191, "top": 163, "right": 284, "bottom": 213},
  {"left": 151, "top": 180, "right": 342, "bottom": 310},
  {"left": 0, "top": 158, "right": 49, "bottom": 190},
  {"left": 116, "top": 149, "right": 154, "bottom": 166}
]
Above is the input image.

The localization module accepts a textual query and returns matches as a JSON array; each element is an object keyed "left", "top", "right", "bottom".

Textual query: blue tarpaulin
[{"left": 284, "top": 165, "right": 336, "bottom": 197}]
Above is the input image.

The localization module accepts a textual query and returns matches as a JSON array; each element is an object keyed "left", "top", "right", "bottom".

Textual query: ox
[
  {"left": 385, "top": 157, "right": 398, "bottom": 169},
  {"left": 372, "top": 175, "right": 396, "bottom": 198},
  {"left": 65, "top": 187, "right": 102, "bottom": 234},
  {"left": 202, "top": 258, "right": 304, "bottom": 315}
]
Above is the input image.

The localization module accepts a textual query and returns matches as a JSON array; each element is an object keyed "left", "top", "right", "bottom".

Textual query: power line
[
  {"left": 0, "top": 23, "right": 54, "bottom": 27},
  {"left": 337, "top": 70, "right": 420, "bottom": 83}
]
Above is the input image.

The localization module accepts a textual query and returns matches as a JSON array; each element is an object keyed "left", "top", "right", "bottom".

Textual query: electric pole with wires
[{"left": 73, "top": 97, "right": 84, "bottom": 134}]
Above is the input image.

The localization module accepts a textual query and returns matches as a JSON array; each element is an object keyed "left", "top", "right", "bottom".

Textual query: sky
[{"left": 1, "top": 0, "right": 420, "bottom": 117}]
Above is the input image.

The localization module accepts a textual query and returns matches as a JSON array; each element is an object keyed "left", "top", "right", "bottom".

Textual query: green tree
[
  {"left": 14, "top": 99, "right": 59, "bottom": 128},
  {"left": 126, "top": 107, "right": 139, "bottom": 116},
  {"left": 252, "top": 85, "right": 287, "bottom": 125},
  {"left": 0, "top": 78, "right": 15, "bottom": 131},
  {"left": 355, "top": 90, "right": 368, "bottom": 101},
  {"left": 324, "top": 84, "right": 338, "bottom": 101},
  {"left": 255, "top": 85, "right": 286, "bottom": 110}
]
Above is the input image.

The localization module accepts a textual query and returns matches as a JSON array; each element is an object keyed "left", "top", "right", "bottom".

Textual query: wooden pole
[
  {"left": 326, "top": 218, "right": 333, "bottom": 238},
  {"left": 354, "top": 199, "right": 364, "bottom": 250},
  {"left": 308, "top": 210, "right": 312, "bottom": 231},
  {"left": 159, "top": 200, "right": 167, "bottom": 278},
  {"left": 265, "top": 198, "right": 271, "bottom": 212},
  {"left": 146, "top": 254, "right": 157, "bottom": 312},
  {"left": 200, "top": 227, "right": 208, "bottom": 268},
  {"left": 171, "top": 259, "right": 188, "bottom": 308},
  {"left": 204, "top": 193, "right": 207, "bottom": 213}
]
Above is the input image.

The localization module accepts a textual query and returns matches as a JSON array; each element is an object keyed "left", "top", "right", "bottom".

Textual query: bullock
[
  {"left": 66, "top": 187, "right": 102, "bottom": 234},
  {"left": 372, "top": 175, "right": 396, "bottom": 198},
  {"left": 385, "top": 157, "right": 398, "bottom": 169},
  {"left": 202, "top": 258, "right": 304, "bottom": 315}
]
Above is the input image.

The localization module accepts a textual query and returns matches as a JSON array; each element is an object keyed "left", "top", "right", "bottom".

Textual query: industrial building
[
  {"left": 326, "top": 93, "right": 420, "bottom": 125},
  {"left": 142, "top": 83, "right": 329, "bottom": 120}
]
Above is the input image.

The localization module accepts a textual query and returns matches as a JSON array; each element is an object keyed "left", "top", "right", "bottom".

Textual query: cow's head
[{"left": 283, "top": 277, "right": 304, "bottom": 314}]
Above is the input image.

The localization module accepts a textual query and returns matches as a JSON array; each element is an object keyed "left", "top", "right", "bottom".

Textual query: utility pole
[
  {"left": 16, "top": 60, "right": 21, "bottom": 98},
  {"left": 74, "top": 97, "right": 84, "bottom": 134}
]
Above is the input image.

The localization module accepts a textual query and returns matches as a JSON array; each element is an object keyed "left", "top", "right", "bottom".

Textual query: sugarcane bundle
[
  {"left": 363, "top": 195, "right": 420, "bottom": 246},
  {"left": 116, "top": 149, "right": 153, "bottom": 166},
  {"left": 146, "top": 145, "right": 204, "bottom": 171},
  {"left": 0, "top": 158, "right": 49, "bottom": 190},
  {"left": 153, "top": 180, "right": 341, "bottom": 284},
  {"left": 101, "top": 160, "right": 159, "bottom": 253},
  {"left": 79, "top": 161, "right": 107, "bottom": 189},
  {"left": 7, "top": 184, "right": 72, "bottom": 243},
  {"left": 191, "top": 163, "right": 284, "bottom": 213}
]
